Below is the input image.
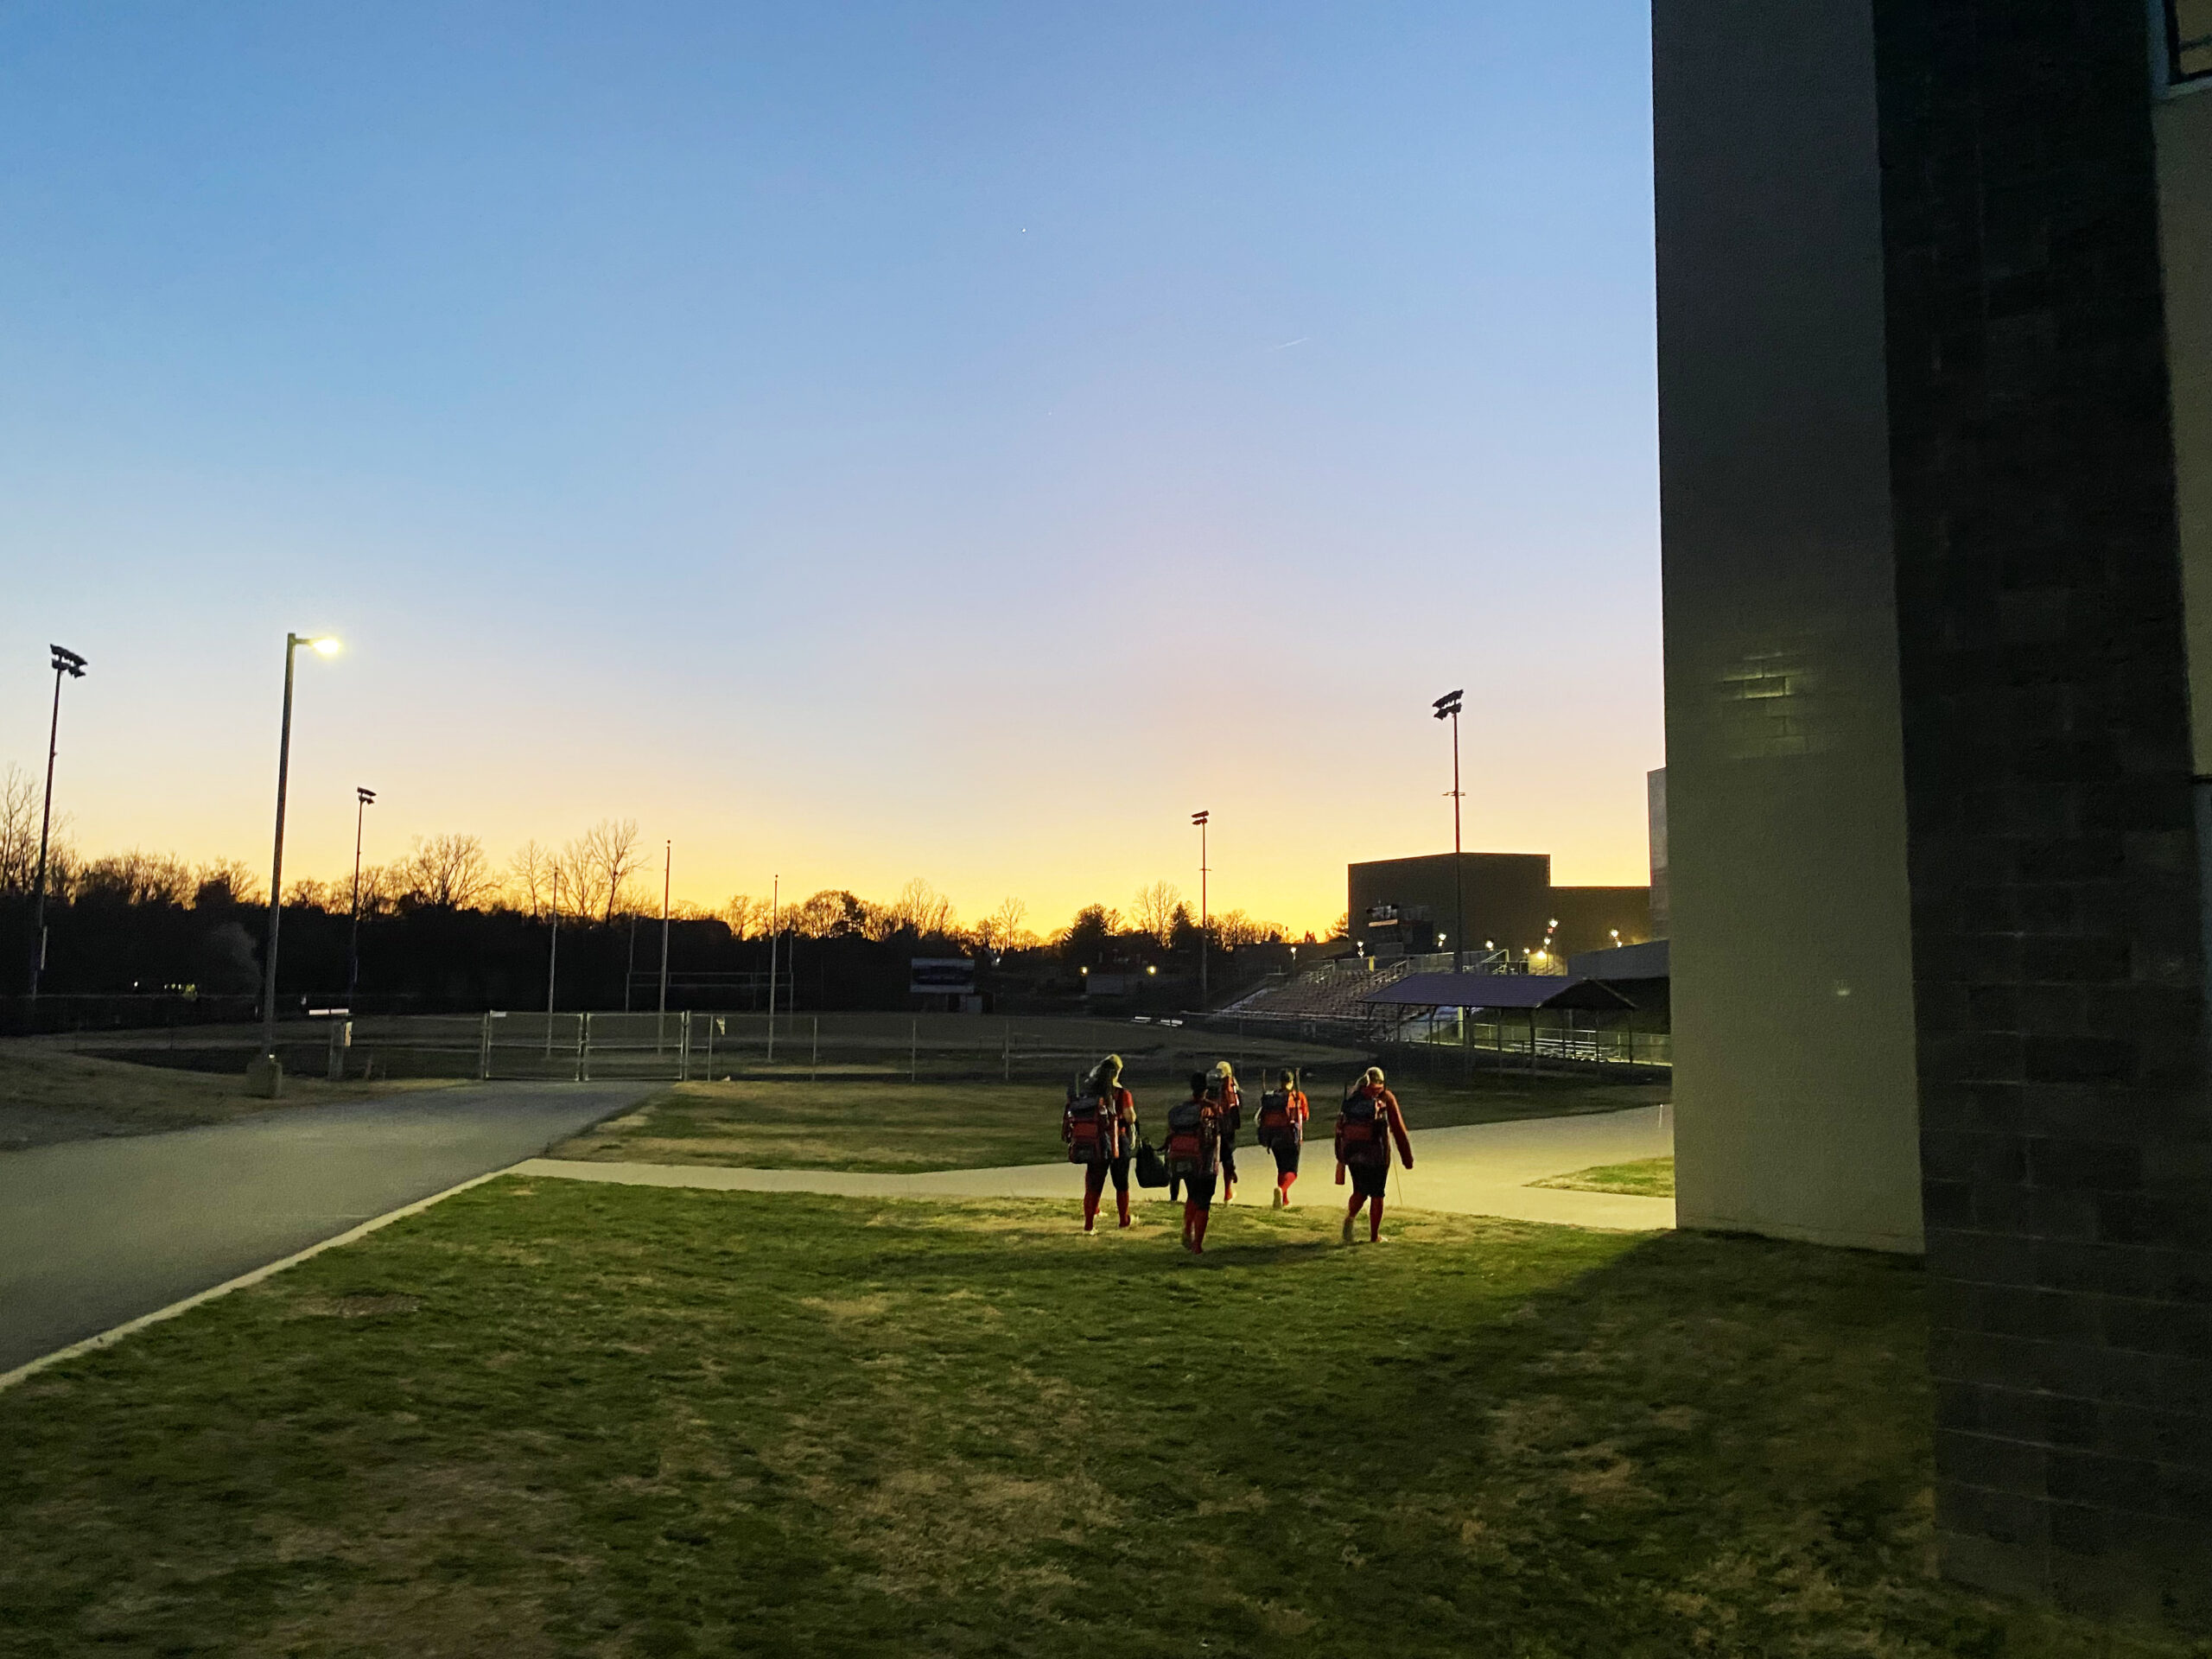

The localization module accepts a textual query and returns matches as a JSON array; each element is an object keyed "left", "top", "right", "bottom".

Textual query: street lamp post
[
  {"left": 346, "top": 786, "right": 376, "bottom": 1009},
  {"left": 1433, "top": 689, "right": 1466, "bottom": 973},
  {"left": 251, "top": 632, "right": 340, "bottom": 1097},
  {"left": 1192, "top": 810, "right": 1211, "bottom": 1005},
  {"left": 29, "top": 645, "right": 87, "bottom": 1001}
]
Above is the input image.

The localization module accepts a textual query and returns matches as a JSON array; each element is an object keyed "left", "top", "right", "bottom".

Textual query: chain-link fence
[{"left": 294, "top": 1009, "right": 1374, "bottom": 1090}]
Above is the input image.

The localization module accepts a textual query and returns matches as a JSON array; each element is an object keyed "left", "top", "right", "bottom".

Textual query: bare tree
[
  {"left": 284, "top": 878, "right": 341, "bottom": 912},
  {"left": 0, "top": 765, "right": 37, "bottom": 893},
  {"left": 77, "top": 849, "right": 195, "bottom": 907},
  {"left": 510, "top": 840, "right": 556, "bottom": 916},
  {"left": 721, "top": 893, "right": 772, "bottom": 938},
  {"left": 1130, "top": 880, "right": 1182, "bottom": 944},
  {"left": 570, "top": 817, "right": 642, "bottom": 923},
  {"left": 981, "top": 895, "right": 1029, "bottom": 953},
  {"left": 883, "top": 876, "right": 955, "bottom": 938},
  {"left": 194, "top": 859, "right": 264, "bottom": 908},
  {"left": 1215, "top": 909, "right": 1284, "bottom": 948},
  {"left": 399, "top": 833, "right": 495, "bottom": 910},
  {"left": 791, "top": 889, "right": 863, "bottom": 938}
]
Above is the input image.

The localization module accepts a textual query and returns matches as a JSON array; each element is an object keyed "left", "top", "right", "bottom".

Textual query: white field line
[{"left": 0, "top": 1165, "right": 523, "bottom": 1394}]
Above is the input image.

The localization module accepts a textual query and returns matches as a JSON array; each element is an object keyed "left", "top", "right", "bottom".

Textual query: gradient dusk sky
[{"left": 0, "top": 2, "right": 1659, "bottom": 938}]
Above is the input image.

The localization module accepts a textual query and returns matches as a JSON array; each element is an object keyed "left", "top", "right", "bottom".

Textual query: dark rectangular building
[{"left": 1346, "top": 852, "right": 1652, "bottom": 963}]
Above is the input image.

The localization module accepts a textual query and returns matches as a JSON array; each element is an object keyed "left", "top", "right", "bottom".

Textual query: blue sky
[{"left": 0, "top": 2, "right": 1658, "bottom": 934}]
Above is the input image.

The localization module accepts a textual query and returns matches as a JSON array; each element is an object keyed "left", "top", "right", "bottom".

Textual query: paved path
[
  {"left": 0, "top": 1083, "right": 645, "bottom": 1373},
  {"left": 518, "top": 1105, "right": 1675, "bottom": 1230}
]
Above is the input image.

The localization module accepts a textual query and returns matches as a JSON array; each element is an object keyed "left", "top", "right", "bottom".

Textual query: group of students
[{"left": 1061, "top": 1055, "right": 1414, "bottom": 1253}]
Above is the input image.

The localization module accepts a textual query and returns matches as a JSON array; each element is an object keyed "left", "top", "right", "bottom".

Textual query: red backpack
[
  {"left": 1337, "top": 1090, "right": 1389, "bottom": 1166},
  {"left": 1255, "top": 1090, "right": 1300, "bottom": 1147},
  {"left": 1064, "top": 1093, "right": 1122, "bottom": 1165},
  {"left": 1163, "top": 1098, "right": 1216, "bottom": 1178}
]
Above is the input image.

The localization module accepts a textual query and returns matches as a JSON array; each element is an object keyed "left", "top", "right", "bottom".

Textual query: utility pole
[
  {"left": 1192, "top": 810, "right": 1211, "bottom": 1006},
  {"left": 766, "top": 874, "right": 779, "bottom": 1063},
  {"left": 1433, "top": 689, "right": 1466, "bottom": 972},
  {"left": 29, "top": 645, "right": 86, "bottom": 1000},
  {"left": 346, "top": 786, "right": 375, "bottom": 1008},
  {"left": 658, "top": 840, "right": 672, "bottom": 1018}
]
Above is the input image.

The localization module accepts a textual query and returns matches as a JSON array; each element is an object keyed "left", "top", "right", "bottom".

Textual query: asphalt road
[{"left": 0, "top": 1083, "right": 646, "bottom": 1374}]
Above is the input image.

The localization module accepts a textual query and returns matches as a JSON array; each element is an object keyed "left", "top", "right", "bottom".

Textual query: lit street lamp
[
  {"left": 251, "top": 632, "right": 341, "bottom": 1096},
  {"left": 1433, "top": 688, "right": 1466, "bottom": 973},
  {"left": 346, "top": 786, "right": 376, "bottom": 1009},
  {"left": 29, "top": 645, "right": 87, "bottom": 1001},
  {"left": 1192, "top": 810, "right": 1211, "bottom": 1005}
]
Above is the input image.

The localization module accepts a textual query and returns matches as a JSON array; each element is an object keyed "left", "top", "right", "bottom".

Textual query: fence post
[
  {"left": 577, "top": 1012, "right": 588, "bottom": 1083},
  {"left": 766, "top": 1008, "right": 776, "bottom": 1066},
  {"left": 706, "top": 1015, "right": 715, "bottom": 1081},
  {"left": 478, "top": 1012, "right": 492, "bottom": 1082},
  {"left": 679, "top": 1011, "right": 692, "bottom": 1082},
  {"left": 910, "top": 1019, "right": 918, "bottom": 1084}
]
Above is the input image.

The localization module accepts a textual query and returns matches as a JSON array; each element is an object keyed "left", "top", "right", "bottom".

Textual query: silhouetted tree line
[{"left": 0, "top": 773, "right": 1318, "bottom": 1026}]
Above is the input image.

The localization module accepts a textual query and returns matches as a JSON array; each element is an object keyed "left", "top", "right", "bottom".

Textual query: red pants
[{"left": 1084, "top": 1157, "right": 1131, "bottom": 1226}]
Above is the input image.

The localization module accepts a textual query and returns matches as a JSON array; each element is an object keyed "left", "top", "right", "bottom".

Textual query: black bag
[{"left": 1135, "top": 1140, "right": 1171, "bottom": 1188}]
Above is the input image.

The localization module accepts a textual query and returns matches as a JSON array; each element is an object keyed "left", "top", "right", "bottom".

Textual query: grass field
[
  {"left": 0, "top": 1042, "right": 454, "bottom": 1151},
  {"left": 3, "top": 1179, "right": 2198, "bottom": 1657},
  {"left": 1532, "top": 1157, "right": 1676, "bottom": 1198},
  {"left": 549, "top": 1070, "right": 1667, "bottom": 1173}
]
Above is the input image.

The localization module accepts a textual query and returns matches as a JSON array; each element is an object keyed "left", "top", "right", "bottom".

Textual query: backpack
[
  {"left": 1255, "top": 1090, "right": 1300, "bottom": 1148},
  {"left": 1163, "top": 1099, "right": 1216, "bottom": 1179},
  {"left": 1337, "top": 1090, "right": 1389, "bottom": 1166},
  {"left": 1064, "top": 1094, "right": 1122, "bottom": 1165}
]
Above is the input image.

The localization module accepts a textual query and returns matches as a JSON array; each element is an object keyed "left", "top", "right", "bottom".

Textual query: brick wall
[{"left": 1873, "top": 0, "right": 2212, "bottom": 1622}]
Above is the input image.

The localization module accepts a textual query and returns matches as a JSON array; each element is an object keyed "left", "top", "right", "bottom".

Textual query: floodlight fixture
[
  {"left": 29, "top": 645, "right": 90, "bottom": 997},
  {"left": 1433, "top": 687, "right": 1463, "bottom": 721},
  {"left": 309, "top": 635, "right": 342, "bottom": 657},
  {"left": 357, "top": 785, "right": 377, "bottom": 806}
]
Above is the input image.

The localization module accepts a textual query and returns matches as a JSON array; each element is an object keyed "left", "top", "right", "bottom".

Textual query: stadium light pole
[
  {"left": 253, "top": 632, "right": 342, "bottom": 1096},
  {"left": 1433, "top": 688, "right": 1466, "bottom": 973},
  {"left": 345, "top": 786, "right": 376, "bottom": 1009},
  {"left": 1192, "top": 810, "right": 1211, "bottom": 1005},
  {"left": 29, "top": 645, "right": 87, "bottom": 1001}
]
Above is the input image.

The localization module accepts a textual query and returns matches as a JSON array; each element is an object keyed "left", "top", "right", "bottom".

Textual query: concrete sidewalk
[{"left": 516, "top": 1104, "right": 1675, "bottom": 1230}]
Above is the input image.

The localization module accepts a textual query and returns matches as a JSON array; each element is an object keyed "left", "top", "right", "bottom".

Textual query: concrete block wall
[{"left": 1871, "top": 0, "right": 2212, "bottom": 1621}]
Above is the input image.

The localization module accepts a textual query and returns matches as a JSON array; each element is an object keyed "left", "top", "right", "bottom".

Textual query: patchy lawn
[
  {"left": 551, "top": 1071, "right": 1665, "bottom": 1174},
  {"left": 1532, "top": 1156, "right": 1676, "bottom": 1198},
  {"left": 0, "top": 1042, "right": 454, "bottom": 1151},
  {"left": 1, "top": 1180, "right": 2196, "bottom": 1657}
]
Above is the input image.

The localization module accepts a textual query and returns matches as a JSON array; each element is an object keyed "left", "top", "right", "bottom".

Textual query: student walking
[
  {"left": 1208, "top": 1060, "right": 1243, "bottom": 1203},
  {"left": 1163, "top": 1071, "right": 1222, "bottom": 1254},
  {"left": 1064, "top": 1054, "right": 1138, "bottom": 1234},
  {"left": 1254, "top": 1067, "right": 1310, "bottom": 1206},
  {"left": 1335, "top": 1066, "right": 1413, "bottom": 1244}
]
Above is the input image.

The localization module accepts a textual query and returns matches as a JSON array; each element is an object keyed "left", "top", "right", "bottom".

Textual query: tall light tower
[
  {"left": 1192, "top": 809, "right": 1211, "bottom": 1005},
  {"left": 1433, "top": 688, "right": 1466, "bottom": 973},
  {"left": 252, "top": 631, "right": 341, "bottom": 1097},
  {"left": 346, "top": 786, "right": 376, "bottom": 1009},
  {"left": 29, "top": 645, "right": 87, "bottom": 1001}
]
